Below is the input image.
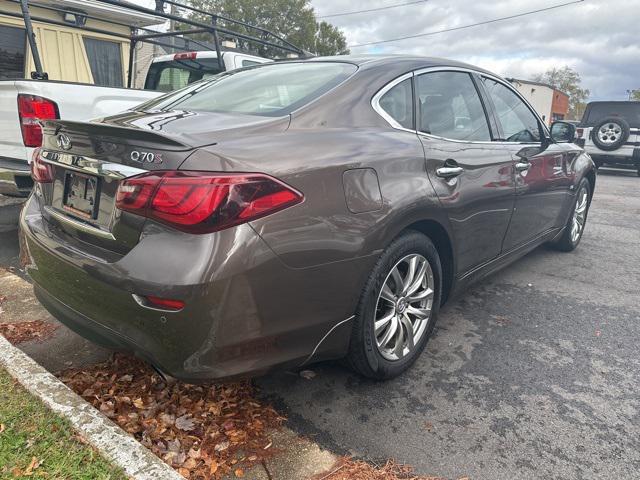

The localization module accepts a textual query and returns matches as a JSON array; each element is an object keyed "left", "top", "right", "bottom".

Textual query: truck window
[
  {"left": 83, "top": 37, "right": 123, "bottom": 87},
  {"left": 242, "top": 59, "right": 262, "bottom": 67},
  {"left": 0, "top": 25, "right": 27, "bottom": 80},
  {"left": 144, "top": 58, "right": 223, "bottom": 92},
  {"left": 583, "top": 103, "right": 640, "bottom": 126}
]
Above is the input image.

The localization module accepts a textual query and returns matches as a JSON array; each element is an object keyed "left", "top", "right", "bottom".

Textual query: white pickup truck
[{"left": 0, "top": 81, "right": 161, "bottom": 196}]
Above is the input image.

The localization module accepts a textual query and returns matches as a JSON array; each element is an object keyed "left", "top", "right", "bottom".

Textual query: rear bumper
[
  {"left": 20, "top": 194, "right": 363, "bottom": 381},
  {"left": 0, "top": 157, "right": 33, "bottom": 196}
]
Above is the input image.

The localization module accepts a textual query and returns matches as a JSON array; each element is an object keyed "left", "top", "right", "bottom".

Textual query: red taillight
[
  {"left": 17, "top": 94, "right": 60, "bottom": 147},
  {"left": 576, "top": 128, "right": 584, "bottom": 138},
  {"left": 145, "top": 296, "right": 185, "bottom": 311},
  {"left": 116, "top": 171, "right": 303, "bottom": 233},
  {"left": 174, "top": 52, "right": 197, "bottom": 60},
  {"left": 30, "top": 147, "right": 53, "bottom": 183}
]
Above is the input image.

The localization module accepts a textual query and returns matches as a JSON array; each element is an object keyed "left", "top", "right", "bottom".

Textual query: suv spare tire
[{"left": 591, "top": 117, "right": 630, "bottom": 151}]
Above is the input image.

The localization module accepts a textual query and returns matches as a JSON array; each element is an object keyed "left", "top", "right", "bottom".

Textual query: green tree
[
  {"left": 533, "top": 66, "right": 590, "bottom": 120},
  {"left": 630, "top": 90, "right": 640, "bottom": 101},
  {"left": 176, "top": 0, "right": 349, "bottom": 57}
]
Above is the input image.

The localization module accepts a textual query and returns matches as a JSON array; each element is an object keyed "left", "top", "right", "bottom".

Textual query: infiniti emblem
[{"left": 56, "top": 134, "right": 72, "bottom": 150}]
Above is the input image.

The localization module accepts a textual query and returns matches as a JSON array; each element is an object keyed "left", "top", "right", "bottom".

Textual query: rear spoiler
[{"left": 40, "top": 119, "right": 192, "bottom": 151}]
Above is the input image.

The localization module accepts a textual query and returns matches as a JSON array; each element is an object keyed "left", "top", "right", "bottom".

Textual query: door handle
[
  {"left": 515, "top": 161, "right": 531, "bottom": 172},
  {"left": 436, "top": 166, "right": 464, "bottom": 178}
]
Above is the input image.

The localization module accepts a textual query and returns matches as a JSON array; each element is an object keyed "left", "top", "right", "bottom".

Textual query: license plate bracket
[{"left": 62, "top": 171, "right": 100, "bottom": 219}]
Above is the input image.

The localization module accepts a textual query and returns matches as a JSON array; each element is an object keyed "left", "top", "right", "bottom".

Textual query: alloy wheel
[
  {"left": 571, "top": 187, "right": 589, "bottom": 243},
  {"left": 374, "top": 254, "right": 434, "bottom": 361},
  {"left": 597, "top": 122, "right": 623, "bottom": 146}
]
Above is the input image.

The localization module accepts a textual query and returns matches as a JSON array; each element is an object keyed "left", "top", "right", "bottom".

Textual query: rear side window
[
  {"left": 0, "top": 25, "right": 26, "bottom": 80},
  {"left": 417, "top": 71, "right": 491, "bottom": 141},
  {"left": 583, "top": 103, "right": 640, "bottom": 126},
  {"left": 83, "top": 37, "right": 123, "bottom": 88},
  {"left": 378, "top": 78, "right": 414, "bottom": 129},
  {"left": 242, "top": 59, "right": 262, "bottom": 67},
  {"left": 482, "top": 78, "right": 542, "bottom": 142},
  {"left": 148, "top": 62, "right": 357, "bottom": 116}
]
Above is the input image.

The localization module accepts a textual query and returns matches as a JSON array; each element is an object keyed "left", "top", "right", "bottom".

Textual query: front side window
[
  {"left": 378, "top": 77, "right": 414, "bottom": 129},
  {"left": 482, "top": 78, "right": 542, "bottom": 142},
  {"left": 143, "top": 62, "right": 357, "bottom": 116},
  {"left": 416, "top": 72, "right": 491, "bottom": 141},
  {"left": 83, "top": 37, "right": 123, "bottom": 88},
  {"left": 0, "top": 25, "right": 26, "bottom": 80}
]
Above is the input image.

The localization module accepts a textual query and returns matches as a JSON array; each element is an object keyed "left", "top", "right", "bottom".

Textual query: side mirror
[{"left": 550, "top": 121, "right": 576, "bottom": 143}]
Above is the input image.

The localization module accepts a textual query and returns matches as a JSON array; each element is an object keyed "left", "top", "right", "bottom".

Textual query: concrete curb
[
  {"left": 0, "top": 196, "right": 25, "bottom": 232},
  {"left": 0, "top": 334, "right": 182, "bottom": 480}
]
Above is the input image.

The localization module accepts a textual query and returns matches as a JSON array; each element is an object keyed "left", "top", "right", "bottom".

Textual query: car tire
[
  {"left": 591, "top": 117, "right": 630, "bottom": 151},
  {"left": 551, "top": 178, "right": 591, "bottom": 252},
  {"left": 346, "top": 231, "right": 442, "bottom": 380}
]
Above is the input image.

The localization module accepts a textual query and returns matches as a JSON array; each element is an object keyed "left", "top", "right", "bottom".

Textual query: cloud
[{"left": 311, "top": 0, "right": 640, "bottom": 101}]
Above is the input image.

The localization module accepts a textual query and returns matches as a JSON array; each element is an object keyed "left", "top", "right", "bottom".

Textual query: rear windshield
[
  {"left": 582, "top": 102, "right": 640, "bottom": 126},
  {"left": 141, "top": 62, "right": 357, "bottom": 116},
  {"left": 145, "top": 58, "right": 223, "bottom": 92}
]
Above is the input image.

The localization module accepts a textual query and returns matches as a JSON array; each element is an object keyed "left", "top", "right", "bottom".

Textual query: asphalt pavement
[{"left": 1, "top": 169, "right": 639, "bottom": 479}]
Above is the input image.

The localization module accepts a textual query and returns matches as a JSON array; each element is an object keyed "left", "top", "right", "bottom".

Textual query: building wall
[
  {"left": 551, "top": 91, "right": 569, "bottom": 122},
  {"left": 512, "top": 81, "right": 554, "bottom": 125},
  {"left": 0, "top": 1, "right": 131, "bottom": 85}
]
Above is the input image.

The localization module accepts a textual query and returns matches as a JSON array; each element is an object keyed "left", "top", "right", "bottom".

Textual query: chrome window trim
[
  {"left": 371, "top": 71, "right": 416, "bottom": 133},
  {"left": 372, "top": 65, "right": 550, "bottom": 146}
]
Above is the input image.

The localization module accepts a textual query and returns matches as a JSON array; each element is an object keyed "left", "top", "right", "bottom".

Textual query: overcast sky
[{"left": 310, "top": 0, "right": 640, "bottom": 101}]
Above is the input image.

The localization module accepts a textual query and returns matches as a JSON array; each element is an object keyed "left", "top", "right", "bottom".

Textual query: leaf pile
[
  {"left": 58, "top": 354, "right": 285, "bottom": 479},
  {"left": 0, "top": 320, "right": 58, "bottom": 344},
  {"left": 318, "top": 458, "right": 452, "bottom": 480}
]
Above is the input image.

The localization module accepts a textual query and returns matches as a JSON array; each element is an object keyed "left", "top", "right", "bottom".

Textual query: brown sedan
[{"left": 20, "top": 56, "right": 595, "bottom": 381}]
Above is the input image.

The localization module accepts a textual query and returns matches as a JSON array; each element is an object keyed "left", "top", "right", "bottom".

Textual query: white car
[{"left": 577, "top": 101, "right": 640, "bottom": 176}]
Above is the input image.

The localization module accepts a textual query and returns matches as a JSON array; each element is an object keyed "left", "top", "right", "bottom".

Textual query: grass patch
[{"left": 0, "top": 367, "right": 125, "bottom": 480}]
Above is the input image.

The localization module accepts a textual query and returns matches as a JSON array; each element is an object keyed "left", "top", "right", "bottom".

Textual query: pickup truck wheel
[
  {"left": 552, "top": 178, "right": 591, "bottom": 252},
  {"left": 347, "top": 231, "right": 442, "bottom": 380},
  {"left": 591, "top": 117, "right": 630, "bottom": 151}
]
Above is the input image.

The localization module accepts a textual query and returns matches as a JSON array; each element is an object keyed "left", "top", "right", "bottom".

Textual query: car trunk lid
[{"left": 36, "top": 112, "right": 288, "bottom": 254}]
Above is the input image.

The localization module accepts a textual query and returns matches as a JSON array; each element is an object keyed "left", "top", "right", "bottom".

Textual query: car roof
[{"left": 305, "top": 54, "right": 495, "bottom": 75}]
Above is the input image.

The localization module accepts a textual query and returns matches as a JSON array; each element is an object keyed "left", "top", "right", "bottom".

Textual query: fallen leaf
[
  {"left": 209, "top": 460, "right": 218, "bottom": 474},
  {"left": 0, "top": 424, "right": 5, "bottom": 434},
  {"left": 234, "top": 468, "right": 244, "bottom": 477},
  {"left": 23, "top": 457, "right": 40, "bottom": 476},
  {"left": 214, "top": 441, "right": 230, "bottom": 452},
  {"left": 175, "top": 415, "right": 195, "bottom": 431},
  {"left": 133, "top": 398, "right": 145, "bottom": 409},
  {"left": 299, "top": 369, "right": 316, "bottom": 379}
]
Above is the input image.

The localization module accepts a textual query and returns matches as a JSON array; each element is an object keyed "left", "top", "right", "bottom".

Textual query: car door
[
  {"left": 415, "top": 69, "right": 516, "bottom": 275},
  {"left": 479, "top": 77, "right": 573, "bottom": 251}
]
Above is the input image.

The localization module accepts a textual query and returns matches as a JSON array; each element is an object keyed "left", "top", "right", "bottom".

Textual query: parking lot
[{"left": 1, "top": 168, "right": 639, "bottom": 479}]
